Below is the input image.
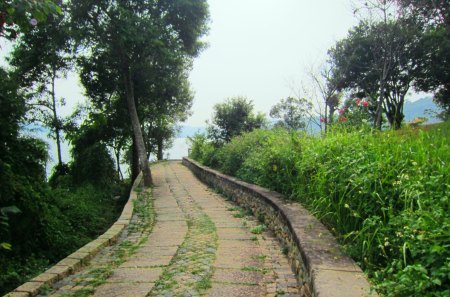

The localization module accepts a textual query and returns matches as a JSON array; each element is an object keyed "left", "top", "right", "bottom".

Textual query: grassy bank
[{"left": 189, "top": 122, "right": 450, "bottom": 297}]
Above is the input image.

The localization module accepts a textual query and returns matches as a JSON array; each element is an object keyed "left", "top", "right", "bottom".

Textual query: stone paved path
[{"left": 41, "top": 161, "right": 299, "bottom": 297}]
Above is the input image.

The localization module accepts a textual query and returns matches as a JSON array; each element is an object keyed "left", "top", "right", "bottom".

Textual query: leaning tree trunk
[
  {"left": 131, "top": 135, "right": 140, "bottom": 182},
  {"left": 123, "top": 68, "right": 152, "bottom": 186}
]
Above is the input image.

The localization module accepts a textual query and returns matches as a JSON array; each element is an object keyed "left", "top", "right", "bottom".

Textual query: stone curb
[
  {"left": 4, "top": 173, "right": 144, "bottom": 297},
  {"left": 182, "top": 158, "right": 378, "bottom": 297}
]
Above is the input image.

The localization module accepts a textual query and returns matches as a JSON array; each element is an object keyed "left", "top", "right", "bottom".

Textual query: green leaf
[
  {"left": 54, "top": 5, "right": 62, "bottom": 14},
  {"left": 6, "top": 7, "right": 15, "bottom": 15},
  {"left": 34, "top": 10, "right": 46, "bottom": 22},
  {"left": 1, "top": 206, "right": 21, "bottom": 215},
  {"left": 1, "top": 242, "right": 12, "bottom": 250}
]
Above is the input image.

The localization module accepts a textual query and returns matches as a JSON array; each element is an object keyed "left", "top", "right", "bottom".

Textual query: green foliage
[
  {"left": 0, "top": 206, "right": 21, "bottom": 250},
  {"left": 329, "top": 18, "right": 423, "bottom": 129},
  {"left": 71, "top": 0, "right": 209, "bottom": 179},
  {"left": 250, "top": 224, "right": 267, "bottom": 235},
  {"left": 67, "top": 120, "right": 118, "bottom": 188},
  {"left": 336, "top": 98, "right": 373, "bottom": 128},
  {"left": 215, "top": 129, "right": 270, "bottom": 176},
  {"left": 206, "top": 97, "right": 267, "bottom": 145},
  {"left": 187, "top": 133, "right": 219, "bottom": 167},
  {"left": 70, "top": 142, "right": 116, "bottom": 188},
  {"left": 270, "top": 96, "right": 312, "bottom": 130},
  {"left": 1, "top": 1, "right": 210, "bottom": 294},
  {"left": 190, "top": 123, "right": 450, "bottom": 297},
  {"left": 0, "top": 0, "right": 62, "bottom": 40},
  {"left": 9, "top": 5, "right": 71, "bottom": 166},
  {"left": 0, "top": 66, "right": 125, "bottom": 294},
  {"left": 412, "top": 26, "right": 450, "bottom": 119},
  {"left": 398, "top": 0, "right": 449, "bottom": 28}
]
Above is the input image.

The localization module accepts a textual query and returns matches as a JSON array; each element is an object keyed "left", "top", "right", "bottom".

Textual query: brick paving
[{"left": 40, "top": 161, "right": 299, "bottom": 297}]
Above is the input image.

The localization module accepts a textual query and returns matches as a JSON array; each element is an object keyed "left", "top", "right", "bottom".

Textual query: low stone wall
[
  {"left": 183, "top": 157, "right": 378, "bottom": 297},
  {"left": 4, "top": 174, "right": 144, "bottom": 297}
]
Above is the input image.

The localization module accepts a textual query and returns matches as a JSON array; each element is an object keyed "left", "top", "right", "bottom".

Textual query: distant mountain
[
  {"left": 403, "top": 97, "right": 442, "bottom": 124},
  {"left": 177, "top": 126, "right": 206, "bottom": 138}
]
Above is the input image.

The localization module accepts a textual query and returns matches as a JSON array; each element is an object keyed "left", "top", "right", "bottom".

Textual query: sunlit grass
[{"left": 189, "top": 121, "right": 450, "bottom": 297}]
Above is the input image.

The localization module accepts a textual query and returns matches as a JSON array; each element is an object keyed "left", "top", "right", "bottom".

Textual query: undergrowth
[{"left": 189, "top": 122, "right": 450, "bottom": 297}]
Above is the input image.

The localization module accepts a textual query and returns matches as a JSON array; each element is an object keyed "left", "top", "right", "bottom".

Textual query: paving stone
[
  {"left": 119, "top": 256, "right": 172, "bottom": 267},
  {"left": 107, "top": 267, "right": 163, "bottom": 283},
  {"left": 31, "top": 272, "right": 60, "bottom": 285},
  {"left": 3, "top": 292, "right": 30, "bottom": 297},
  {"left": 212, "top": 268, "right": 264, "bottom": 285},
  {"left": 207, "top": 283, "right": 265, "bottom": 297},
  {"left": 93, "top": 282, "right": 155, "bottom": 297},
  {"left": 13, "top": 281, "right": 43, "bottom": 296},
  {"left": 214, "top": 256, "right": 262, "bottom": 269}
]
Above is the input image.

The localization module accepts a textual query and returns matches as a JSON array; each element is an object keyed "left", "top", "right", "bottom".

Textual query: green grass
[
  {"left": 189, "top": 122, "right": 450, "bottom": 297},
  {"left": 150, "top": 212, "right": 218, "bottom": 296},
  {"left": 250, "top": 224, "right": 267, "bottom": 234},
  {"left": 64, "top": 189, "right": 155, "bottom": 297},
  {"left": 241, "top": 266, "right": 269, "bottom": 274}
]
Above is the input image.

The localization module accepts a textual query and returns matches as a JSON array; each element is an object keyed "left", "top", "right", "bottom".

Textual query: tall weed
[{"left": 189, "top": 122, "right": 450, "bottom": 297}]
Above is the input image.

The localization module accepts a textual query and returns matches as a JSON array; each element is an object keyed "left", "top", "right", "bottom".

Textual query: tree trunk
[
  {"left": 123, "top": 68, "right": 152, "bottom": 186},
  {"left": 114, "top": 148, "right": 123, "bottom": 181},
  {"left": 157, "top": 136, "right": 163, "bottom": 160},
  {"left": 328, "top": 103, "right": 336, "bottom": 129},
  {"left": 131, "top": 136, "right": 140, "bottom": 182},
  {"left": 375, "top": 77, "right": 385, "bottom": 130},
  {"left": 387, "top": 95, "right": 405, "bottom": 130},
  {"left": 51, "top": 67, "right": 63, "bottom": 166}
]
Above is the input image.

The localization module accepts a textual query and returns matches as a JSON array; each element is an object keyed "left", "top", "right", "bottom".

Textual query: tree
[
  {"left": 207, "top": 97, "right": 267, "bottom": 145},
  {"left": 9, "top": 3, "right": 70, "bottom": 167},
  {"left": 137, "top": 53, "right": 194, "bottom": 161},
  {"left": 329, "top": 18, "right": 423, "bottom": 129},
  {"left": 307, "top": 63, "right": 342, "bottom": 132},
  {"left": 348, "top": 0, "right": 401, "bottom": 129},
  {"left": 0, "top": 0, "right": 61, "bottom": 40},
  {"left": 398, "top": 0, "right": 450, "bottom": 118},
  {"left": 413, "top": 27, "right": 450, "bottom": 119},
  {"left": 70, "top": 0, "right": 209, "bottom": 186},
  {"left": 397, "top": 0, "right": 449, "bottom": 28},
  {"left": 270, "top": 96, "right": 312, "bottom": 131},
  {"left": 67, "top": 119, "right": 117, "bottom": 188}
]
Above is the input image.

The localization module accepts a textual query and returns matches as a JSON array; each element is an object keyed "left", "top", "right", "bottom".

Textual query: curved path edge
[
  {"left": 4, "top": 173, "right": 145, "bottom": 297},
  {"left": 182, "top": 157, "right": 378, "bottom": 297}
]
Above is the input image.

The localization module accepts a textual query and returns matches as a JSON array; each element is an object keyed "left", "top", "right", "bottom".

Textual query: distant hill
[
  {"left": 404, "top": 97, "right": 442, "bottom": 124},
  {"left": 177, "top": 126, "right": 206, "bottom": 138}
]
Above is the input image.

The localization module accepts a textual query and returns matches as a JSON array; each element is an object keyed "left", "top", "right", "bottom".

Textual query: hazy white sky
[
  {"left": 188, "top": 0, "right": 358, "bottom": 126},
  {"left": 1, "top": 0, "right": 359, "bottom": 126}
]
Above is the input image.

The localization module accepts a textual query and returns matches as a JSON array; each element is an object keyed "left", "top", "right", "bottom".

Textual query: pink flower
[
  {"left": 339, "top": 108, "right": 345, "bottom": 114},
  {"left": 320, "top": 118, "right": 325, "bottom": 123},
  {"left": 363, "top": 101, "right": 369, "bottom": 107},
  {"left": 29, "top": 18, "right": 38, "bottom": 26},
  {"left": 338, "top": 116, "right": 347, "bottom": 122},
  {"left": 356, "top": 99, "right": 361, "bottom": 105}
]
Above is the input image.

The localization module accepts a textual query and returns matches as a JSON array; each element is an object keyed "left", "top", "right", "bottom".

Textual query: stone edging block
[
  {"left": 182, "top": 157, "right": 378, "bottom": 297},
  {"left": 3, "top": 173, "right": 144, "bottom": 297}
]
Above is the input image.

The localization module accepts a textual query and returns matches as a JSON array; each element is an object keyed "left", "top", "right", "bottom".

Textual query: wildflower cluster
[
  {"left": 333, "top": 98, "right": 371, "bottom": 128},
  {"left": 320, "top": 99, "right": 370, "bottom": 127}
]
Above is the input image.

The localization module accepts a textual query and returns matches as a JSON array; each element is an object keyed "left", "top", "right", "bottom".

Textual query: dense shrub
[
  {"left": 0, "top": 176, "right": 125, "bottom": 293},
  {"left": 0, "top": 67, "right": 126, "bottom": 295},
  {"left": 0, "top": 134, "right": 125, "bottom": 295},
  {"left": 189, "top": 123, "right": 450, "bottom": 297}
]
